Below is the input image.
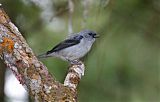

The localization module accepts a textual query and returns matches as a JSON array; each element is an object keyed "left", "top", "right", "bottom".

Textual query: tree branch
[
  {"left": 64, "top": 61, "right": 85, "bottom": 90},
  {"left": 0, "top": 6, "right": 85, "bottom": 102}
]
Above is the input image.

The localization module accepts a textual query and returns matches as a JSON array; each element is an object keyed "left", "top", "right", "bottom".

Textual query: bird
[{"left": 38, "top": 29, "right": 99, "bottom": 64}]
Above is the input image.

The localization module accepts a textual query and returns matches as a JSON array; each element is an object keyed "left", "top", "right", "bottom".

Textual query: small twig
[
  {"left": 81, "top": 0, "right": 89, "bottom": 28},
  {"left": 68, "top": 0, "right": 74, "bottom": 34},
  {"left": 100, "top": 0, "right": 110, "bottom": 8},
  {"left": 50, "top": 7, "right": 69, "bottom": 21}
]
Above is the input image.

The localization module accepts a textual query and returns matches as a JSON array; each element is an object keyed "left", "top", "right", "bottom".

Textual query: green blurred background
[{"left": 0, "top": 0, "right": 160, "bottom": 102}]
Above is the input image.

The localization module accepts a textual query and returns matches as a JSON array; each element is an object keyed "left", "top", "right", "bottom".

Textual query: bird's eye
[{"left": 88, "top": 33, "right": 92, "bottom": 36}]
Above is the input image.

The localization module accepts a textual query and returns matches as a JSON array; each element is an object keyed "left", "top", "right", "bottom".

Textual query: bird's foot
[{"left": 69, "top": 60, "right": 82, "bottom": 65}]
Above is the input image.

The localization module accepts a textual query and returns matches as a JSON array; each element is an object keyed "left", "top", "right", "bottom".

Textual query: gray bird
[{"left": 38, "top": 29, "right": 99, "bottom": 64}]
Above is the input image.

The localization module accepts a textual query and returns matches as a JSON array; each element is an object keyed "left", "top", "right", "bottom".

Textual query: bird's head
[{"left": 79, "top": 30, "right": 99, "bottom": 42}]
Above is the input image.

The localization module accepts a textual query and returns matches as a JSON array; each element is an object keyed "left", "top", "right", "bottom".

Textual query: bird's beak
[{"left": 93, "top": 34, "right": 100, "bottom": 38}]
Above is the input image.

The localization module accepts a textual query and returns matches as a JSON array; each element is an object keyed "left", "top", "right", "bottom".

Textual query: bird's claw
[{"left": 70, "top": 60, "right": 82, "bottom": 65}]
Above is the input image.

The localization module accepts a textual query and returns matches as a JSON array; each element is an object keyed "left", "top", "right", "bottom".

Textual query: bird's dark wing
[{"left": 47, "top": 36, "right": 83, "bottom": 54}]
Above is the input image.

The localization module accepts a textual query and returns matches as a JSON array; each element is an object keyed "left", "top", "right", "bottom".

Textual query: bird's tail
[{"left": 37, "top": 53, "right": 50, "bottom": 59}]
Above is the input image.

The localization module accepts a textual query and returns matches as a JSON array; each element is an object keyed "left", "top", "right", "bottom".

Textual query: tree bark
[{"left": 0, "top": 6, "right": 85, "bottom": 102}]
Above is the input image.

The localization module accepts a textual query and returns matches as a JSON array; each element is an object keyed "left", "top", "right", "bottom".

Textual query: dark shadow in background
[{"left": 0, "top": 59, "right": 6, "bottom": 102}]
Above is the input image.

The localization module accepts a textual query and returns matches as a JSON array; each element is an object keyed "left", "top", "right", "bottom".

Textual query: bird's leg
[{"left": 68, "top": 59, "right": 82, "bottom": 65}]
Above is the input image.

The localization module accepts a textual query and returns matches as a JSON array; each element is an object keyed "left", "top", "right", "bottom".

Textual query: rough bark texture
[
  {"left": 0, "top": 6, "right": 85, "bottom": 102},
  {"left": 64, "top": 62, "right": 85, "bottom": 90}
]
